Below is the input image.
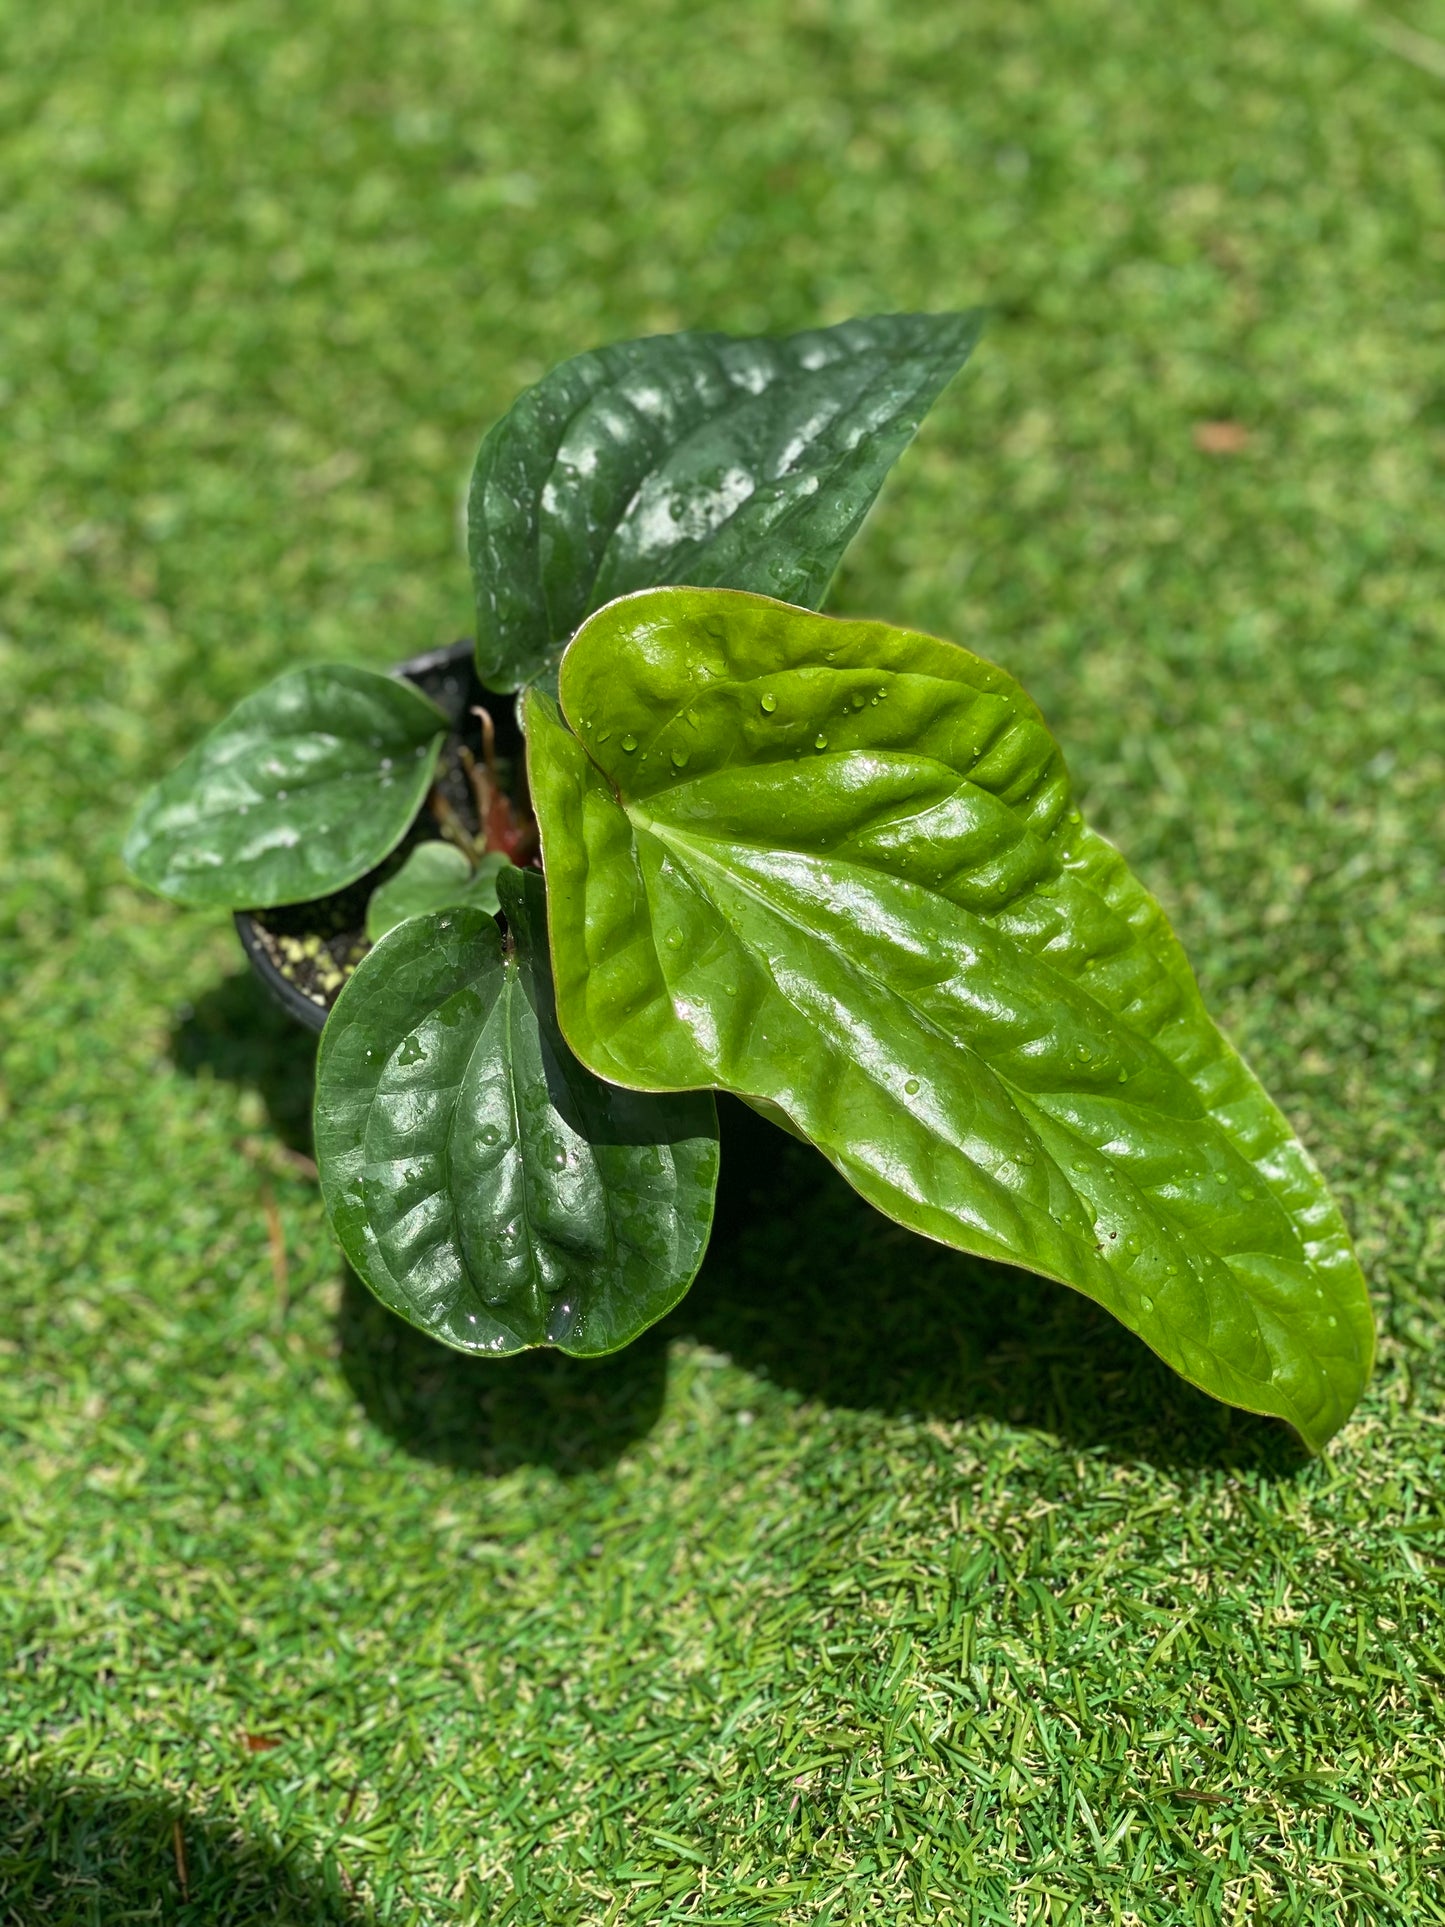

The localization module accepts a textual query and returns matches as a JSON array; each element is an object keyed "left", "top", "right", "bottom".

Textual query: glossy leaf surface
[
  {"left": 527, "top": 589, "right": 1374, "bottom": 1448},
  {"left": 124, "top": 665, "right": 445, "bottom": 908},
  {"left": 365, "top": 843, "right": 511, "bottom": 942},
  {"left": 468, "top": 311, "right": 981, "bottom": 693},
  {"left": 315, "top": 865, "right": 719, "bottom": 1356}
]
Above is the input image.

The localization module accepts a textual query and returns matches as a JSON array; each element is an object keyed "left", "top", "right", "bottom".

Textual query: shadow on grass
[
  {"left": 171, "top": 972, "right": 318, "bottom": 1158},
  {"left": 334, "top": 1101, "right": 1308, "bottom": 1482},
  {"left": 170, "top": 975, "right": 1308, "bottom": 1482},
  {"left": 677, "top": 1099, "right": 1309, "bottom": 1480},
  {"left": 337, "top": 1272, "right": 670, "bottom": 1477},
  {"left": 0, "top": 1774, "right": 367, "bottom": 1925}
]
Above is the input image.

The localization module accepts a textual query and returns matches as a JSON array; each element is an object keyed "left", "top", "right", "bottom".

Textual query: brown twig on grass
[
  {"left": 238, "top": 1136, "right": 318, "bottom": 1183},
  {"left": 261, "top": 1180, "right": 289, "bottom": 1323},
  {"left": 172, "top": 1817, "right": 190, "bottom": 1901}
]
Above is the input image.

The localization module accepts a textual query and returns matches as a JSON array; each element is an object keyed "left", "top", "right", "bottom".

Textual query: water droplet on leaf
[
  {"left": 814, "top": 733, "right": 828, "bottom": 750},
  {"left": 904, "top": 1077, "right": 920, "bottom": 1096},
  {"left": 671, "top": 747, "right": 690, "bottom": 769},
  {"left": 621, "top": 734, "right": 638, "bottom": 752},
  {"left": 760, "top": 693, "right": 777, "bottom": 713}
]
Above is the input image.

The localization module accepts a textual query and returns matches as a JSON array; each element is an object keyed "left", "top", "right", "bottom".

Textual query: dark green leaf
[
  {"left": 314, "top": 865, "right": 719, "bottom": 1356},
  {"left": 468, "top": 311, "right": 982, "bottom": 693},
  {"left": 526, "top": 588, "right": 1375, "bottom": 1449},
  {"left": 124, "top": 665, "right": 446, "bottom": 909},
  {"left": 365, "top": 843, "right": 511, "bottom": 943}
]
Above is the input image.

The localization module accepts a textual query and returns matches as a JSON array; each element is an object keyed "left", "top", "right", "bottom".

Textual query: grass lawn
[{"left": 4, "top": 0, "right": 1445, "bottom": 1919}]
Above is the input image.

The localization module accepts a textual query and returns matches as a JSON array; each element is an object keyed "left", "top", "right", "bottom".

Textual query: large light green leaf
[
  {"left": 124, "top": 664, "right": 446, "bottom": 908},
  {"left": 467, "top": 312, "right": 982, "bottom": 694},
  {"left": 365, "top": 842, "right": 511, "bottom": 943},
  {"left": 314, "top": 865, "right": 719, "bottom": 1357},
  {"left": 526, "top": 588, "right": 1375, "bottom": 1449}
]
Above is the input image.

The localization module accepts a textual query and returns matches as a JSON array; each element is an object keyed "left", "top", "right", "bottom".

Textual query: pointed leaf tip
[{"left": 469, "top": 311, "right": 983, "bottom": 692}]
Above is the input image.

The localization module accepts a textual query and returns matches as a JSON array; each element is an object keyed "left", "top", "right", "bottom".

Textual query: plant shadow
[
  {"left": 169, "top": 973, "right": 1309, "bottom": 1482},
  {"left": 336, "top": 1099, "right": 1308, "bottom": 1482},
  {"left": 0, "top": 1773, "right": 369, "bottom": 1925},
  {"left": 680, "top": 1099, "right": 1309, "bottom": 1480},
  {"left": 171, "top": 971, "right": 318, "bottom": 1158},
  {"left": 336, "top": 1269, "right": 670, "bottom": 1477}
]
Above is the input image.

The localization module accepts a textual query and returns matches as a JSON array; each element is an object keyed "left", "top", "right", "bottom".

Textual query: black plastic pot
[{"left": 234, "top": 637, "right": 517, "bottom": 1033}]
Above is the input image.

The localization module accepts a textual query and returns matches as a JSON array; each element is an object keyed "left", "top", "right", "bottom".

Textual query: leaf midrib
[
  {"left": 351, "top": 957, "right": 510, "bottom": 1339},
  {"left": 632, "top": 811, "right": 1302, "bottom": 1302},
  {"left": 347, "top": 940, "right": 538, "bottom": 1347},
  {"left": 623, "top": 814, "right": 1322, "bottom": 1412},
  {"left": 493, "top": 962, "right": 549, "bottom": 1335}
]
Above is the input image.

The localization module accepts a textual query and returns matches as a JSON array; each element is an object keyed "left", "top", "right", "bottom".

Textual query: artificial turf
[{"left": 3, "top": 0, "right": 1444, "bottom": 1919}]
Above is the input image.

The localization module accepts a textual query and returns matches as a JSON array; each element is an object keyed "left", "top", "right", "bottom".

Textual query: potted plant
[
  {"left": 125, "top": 313, "right": 1374, "bottom": 1450},
  {"left": 227, "top": 639, "right": 523, "bottom": 1033}
]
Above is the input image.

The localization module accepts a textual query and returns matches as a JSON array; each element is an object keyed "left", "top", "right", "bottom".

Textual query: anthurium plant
[{"left": 125, "top": 313, "right": 1374, "bottom": 1451}]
